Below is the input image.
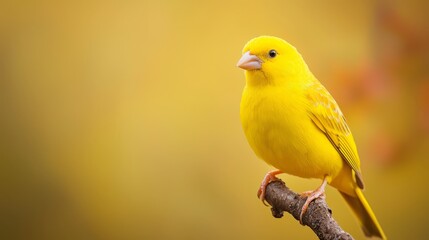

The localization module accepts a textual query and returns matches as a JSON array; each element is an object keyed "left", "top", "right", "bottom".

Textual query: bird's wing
[{"left": 306, "top": 81, "right": 364, "bottom": 189}]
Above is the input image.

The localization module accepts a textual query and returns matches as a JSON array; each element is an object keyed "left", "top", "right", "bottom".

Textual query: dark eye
[{"left": 268, "top": 49, "right": 277, "bottom": 58}]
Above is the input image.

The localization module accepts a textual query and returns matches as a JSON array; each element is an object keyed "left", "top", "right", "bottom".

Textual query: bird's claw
[
  {"left": 257, "top": 187, "right": 269, "bottom": 206},
  {"left": 257, "top": 170, "right": 282, "bottom": 206},
  {"left": 299, "top": 192, "right": 326, "bottom": 224},
  {"left": 298, "top": 177, "right": 328, "bottom": 224}
]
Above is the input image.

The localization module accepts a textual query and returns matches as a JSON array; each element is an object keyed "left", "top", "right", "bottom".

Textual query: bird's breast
[{"left": 240, "top": 84, "right": 341, "bottom": 179}]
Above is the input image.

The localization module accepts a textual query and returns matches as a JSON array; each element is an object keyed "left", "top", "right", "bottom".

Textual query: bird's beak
[{"left": 237, "top": 51, "right": 262, "bottom": 70}]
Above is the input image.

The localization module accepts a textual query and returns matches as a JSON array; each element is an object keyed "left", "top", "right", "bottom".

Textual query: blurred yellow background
[{"left": 1, "top": 1, "right": 428, "bottom": 239}]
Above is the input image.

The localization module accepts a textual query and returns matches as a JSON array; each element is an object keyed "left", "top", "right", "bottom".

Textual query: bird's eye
[{"left": 268, "top": 50, "right": 277, "bottom": 58}]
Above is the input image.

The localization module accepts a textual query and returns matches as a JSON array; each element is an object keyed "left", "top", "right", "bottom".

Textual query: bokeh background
[{"left": 1, "top": 0, "right": 428, "bottom": 239}]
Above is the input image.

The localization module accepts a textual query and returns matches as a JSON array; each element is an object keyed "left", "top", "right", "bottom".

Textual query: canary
[{"left": 237, "top": 36, "right": 386, "bottom": 239}]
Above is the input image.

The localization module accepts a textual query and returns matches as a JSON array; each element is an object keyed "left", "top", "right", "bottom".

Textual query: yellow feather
[
  {"left": 306, "top": 80, "right": 364, "bottom": 188},
  {"left": 239, "top": 36, "right": 386, "bottom": 239}
]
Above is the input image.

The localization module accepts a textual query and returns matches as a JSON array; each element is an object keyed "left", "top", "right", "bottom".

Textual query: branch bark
[{"left": 263, "top": 179, "right": 353, "bottom": 240}]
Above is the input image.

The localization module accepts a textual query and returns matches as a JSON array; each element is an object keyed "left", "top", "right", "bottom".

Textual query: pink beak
[{"left": 237, "top": 51, "right": 262, "bottom": 70}]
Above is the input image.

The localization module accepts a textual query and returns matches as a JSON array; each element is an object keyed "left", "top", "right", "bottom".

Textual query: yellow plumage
[{"left": 238, "top": 36, "right": 386, "bottom": 239}]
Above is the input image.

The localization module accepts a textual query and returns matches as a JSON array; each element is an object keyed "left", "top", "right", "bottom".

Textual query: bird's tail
[{"left": 339, "top": 188, "right": 387, "bottom": 239}]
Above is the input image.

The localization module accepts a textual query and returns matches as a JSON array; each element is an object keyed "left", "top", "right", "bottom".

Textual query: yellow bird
[{"left": 237, "top": 36, "right": 386, "bottom": 239}]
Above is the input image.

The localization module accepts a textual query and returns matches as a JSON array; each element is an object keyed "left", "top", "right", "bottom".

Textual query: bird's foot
[
  {"left": 257, "top": 170, "right": 282, "bottom": 206},
  {"left": 299, "top": 177, "right": 328, "bottom": 224}
]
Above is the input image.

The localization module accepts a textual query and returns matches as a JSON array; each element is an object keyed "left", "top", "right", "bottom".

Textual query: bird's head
[{"left": 237, "top": 36, "right": 310, "bottom": 86}]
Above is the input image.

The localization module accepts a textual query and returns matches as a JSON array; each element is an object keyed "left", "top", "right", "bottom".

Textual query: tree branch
[{"left": 263, "top": 179, "right": 353, "bottom": 240}]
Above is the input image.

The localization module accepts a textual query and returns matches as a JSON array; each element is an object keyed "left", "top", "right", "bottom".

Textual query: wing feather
[{"left": 307, "top": 81, "right": 364, "bottom": 189}]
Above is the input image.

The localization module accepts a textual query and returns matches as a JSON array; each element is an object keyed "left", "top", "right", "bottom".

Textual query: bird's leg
[
  {"left": 257, "top": 169, "right": 283, "bottom": 206},
  {"left": 299, "top": 176, "right": 328, "bottom": 224}
]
